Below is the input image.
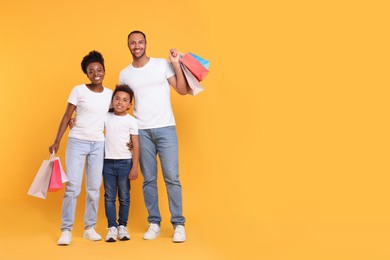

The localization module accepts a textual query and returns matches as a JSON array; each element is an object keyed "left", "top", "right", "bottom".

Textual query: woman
[{"left": 49, "top": 50, "right": 112, "bottom": 245}]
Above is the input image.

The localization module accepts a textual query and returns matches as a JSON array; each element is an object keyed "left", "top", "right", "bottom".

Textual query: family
[{"left": 48, "top": 31, "right": 188, "bottom": 245}]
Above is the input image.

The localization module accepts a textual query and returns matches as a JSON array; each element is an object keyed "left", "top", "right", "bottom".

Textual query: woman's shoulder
[{"left": 103, "top": 87, "right": 113, "bottom": 93}]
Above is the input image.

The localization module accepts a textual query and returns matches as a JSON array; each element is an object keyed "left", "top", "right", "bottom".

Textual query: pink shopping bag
[{"left": 48, "top": 157, "right": 68, "bottom": 192}]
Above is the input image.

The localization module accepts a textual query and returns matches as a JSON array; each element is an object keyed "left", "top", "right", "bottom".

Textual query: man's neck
[{"left": 132, "top": 55, "right": 150, "bottom": 68}]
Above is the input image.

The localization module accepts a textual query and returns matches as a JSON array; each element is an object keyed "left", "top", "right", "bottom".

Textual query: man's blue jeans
[
  {"left": 103, "top": 159, "right": 132, "bottom": 228},
  {"left": 139, "top": 126, "right": 185, "bottom": 227},
  {"left": 61, "top": 137, "right": 104, "bottom": 231}
]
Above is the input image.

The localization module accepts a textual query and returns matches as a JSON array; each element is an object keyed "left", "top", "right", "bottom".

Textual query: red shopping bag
[
  {"left": 180, "top": 53, "right": 209, "bottom": 82},
  {"left": 180, "top": 63, "right": 204, "bottom": 96}
]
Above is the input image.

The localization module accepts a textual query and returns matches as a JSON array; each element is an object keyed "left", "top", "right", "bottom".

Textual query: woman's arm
[{"left": 49, "top": 103, "right": 76, "bottom": 153}]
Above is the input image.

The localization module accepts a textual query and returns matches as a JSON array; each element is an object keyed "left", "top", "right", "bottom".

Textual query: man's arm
[{"left": 168, "top": 49, "right": 189, "bottom": 95}]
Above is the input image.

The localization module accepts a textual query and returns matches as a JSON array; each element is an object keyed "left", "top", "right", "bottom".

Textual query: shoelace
[
  {"left": 119, "top": 226, "right": 128, "bottom": 231},
  {"left": 108, "top": 227, "right": 117, "bottom": 233}
]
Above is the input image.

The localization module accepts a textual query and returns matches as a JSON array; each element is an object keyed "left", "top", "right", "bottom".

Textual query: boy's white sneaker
[
  {"left": 57, "top": 230, "right": 72, "bottom": 245},
  {"left": 143, "top": 223, "right": 160, "bottom": 240},
  {"left": 118, "top": 225, "right": 130, "bottom": 241},
  {"left": 105, "top": 227, "right": 118, "bottom": 242},
  {"left": 83, "top": 227, "right": 102, "bottom": 241},
  {"left": 172, "top": 225, "right": 186, "bottom": 243}
]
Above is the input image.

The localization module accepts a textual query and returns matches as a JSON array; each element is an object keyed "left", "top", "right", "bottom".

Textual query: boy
[{"left": 103, "top": 84, "right": 140, "bottom": 242}]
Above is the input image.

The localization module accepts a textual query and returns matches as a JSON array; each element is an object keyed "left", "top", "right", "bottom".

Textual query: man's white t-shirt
[
  {"left": 119, "top": 58, "right": 175, "bottom": 129},
  {"left": 104, "top": 113, "right": 139, "bottom": 159},
  {"left": 68, "top": 84, "right": 113, "bottom": 141}
]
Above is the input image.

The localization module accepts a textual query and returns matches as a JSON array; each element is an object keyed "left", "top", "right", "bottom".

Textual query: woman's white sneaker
[
  {"left": 83, "top": 227, "right": 102, "bottom": 241},
  {"left": 57, "top": 230, "right": 72, "bottom": 245}
]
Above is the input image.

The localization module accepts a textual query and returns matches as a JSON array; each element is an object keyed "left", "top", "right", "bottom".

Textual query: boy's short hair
[
  {"left": 112, "top": 84, "right": 134, "bottom": 103},
  {"left": 81, "top": 50, "right": 105, "bottom": 74}
]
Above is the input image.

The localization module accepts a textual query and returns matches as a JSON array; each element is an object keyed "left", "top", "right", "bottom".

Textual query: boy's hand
[
  {"left": 69, "top": 118, "right": 76, "bottom": 129},
  {"left": 129, "top": 168, "right": 138, "bottom": 181}
]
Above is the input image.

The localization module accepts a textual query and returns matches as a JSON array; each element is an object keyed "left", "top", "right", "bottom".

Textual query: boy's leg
[
  {"left": 117, "top": 159, "right": 131, "bottom": 227},
  {"left": 103, "top": 159, "right": 118, "bottom": 228}
]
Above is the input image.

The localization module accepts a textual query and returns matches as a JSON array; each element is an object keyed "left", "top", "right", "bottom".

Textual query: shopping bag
[
  {"left": 48, "top": 159, "right": 62, "bottom": 192},
  {"left": 180, "top": 63, "right": 204, "bottom": 96},
  {"left": 190, "top": 52, "right": 210, "bottom": 70},
  {"left": 180, "top": 53, "right": 209, "bottom": 82},
  {"left": 58, "top": 157, "right": 68, "bottom": 183},
  {"left": 27, "top": 155, "right": 54, "bottom": 199},
  {"left": 48, "top": 157, "right": 68, "bottom": 192}
]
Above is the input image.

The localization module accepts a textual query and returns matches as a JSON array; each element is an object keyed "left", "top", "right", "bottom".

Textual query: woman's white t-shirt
[{"left": 68, "top": 84, "right": 113, "bottom": 141}]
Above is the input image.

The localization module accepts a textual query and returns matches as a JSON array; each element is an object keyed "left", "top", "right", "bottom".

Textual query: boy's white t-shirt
[
  {"left": 119, "top": 58, "right": 175, "bottom": 129},
  {"left": 68, "top": 84, "right": 113, "bottom": 141},
  {"left": 104, "top": 113, "right": 139, "bottom": 159}
]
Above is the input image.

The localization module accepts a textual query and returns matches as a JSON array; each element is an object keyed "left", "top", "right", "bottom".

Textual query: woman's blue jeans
[
  {"left": 61, "top": 137, "right": 104, "bottom": 231},
  {"left": 139, "top": 126, "right": 185, "bottom": 227}
]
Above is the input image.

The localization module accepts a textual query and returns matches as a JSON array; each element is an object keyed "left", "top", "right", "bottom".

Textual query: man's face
[{"left": 128, "top": 33, "right": 146, "bottom": 59}]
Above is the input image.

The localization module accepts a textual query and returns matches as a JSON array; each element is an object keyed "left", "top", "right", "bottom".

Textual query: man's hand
[{"left": 169, "top": 49, "right": 181, "bottom": 64}]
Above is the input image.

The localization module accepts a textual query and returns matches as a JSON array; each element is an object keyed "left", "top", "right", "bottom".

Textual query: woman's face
[{"left": 86, "top": 62, "right": 105, "bottom": 85}]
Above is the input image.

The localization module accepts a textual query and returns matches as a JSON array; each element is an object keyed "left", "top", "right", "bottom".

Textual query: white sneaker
[
  {"left": 57, "top": 230, "right": 72, "bottom": 245},
  {"left": 105, "top": 227, "right": 118, "bottom": 242},
  {"left": 172, "top": 225, "right": 186, "bottom": 243},
  {"left": 118, "top": 225, "right": 130, "bottom": 241},
  {"left": 143, "top": 223, "right": 160, "bottom": 240},
  {"left": 83, "top": 227, "right": 102, "bottom": 241}
]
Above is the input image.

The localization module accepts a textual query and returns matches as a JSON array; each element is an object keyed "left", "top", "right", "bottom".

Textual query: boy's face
[
  {"left": 112, "top": 91, "right": 131, "bottom": 115},
  {"left": 86, "top": 62, "right": 105, "bottom": 85}
]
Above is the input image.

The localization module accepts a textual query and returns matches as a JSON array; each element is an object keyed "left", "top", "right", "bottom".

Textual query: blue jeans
[
  {"left": 61, "top": 137, "right": 104, "bottom": 231},
  {"left": 103, "top": 159, "right": 132, "bottom": 228},
  {"left": 139, "top": 126, "right": 185, "bottom": 227}
]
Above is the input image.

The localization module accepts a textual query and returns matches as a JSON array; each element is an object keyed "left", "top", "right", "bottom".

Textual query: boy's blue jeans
[
  {"left": 61, "top": 137, "right": 104, "bottom": 231},
  {"left": 103, "top": 159, "right": 132, "bottom": 228},
  {"left": 139, "top": 126, "right": 185, "bottom": 227}
]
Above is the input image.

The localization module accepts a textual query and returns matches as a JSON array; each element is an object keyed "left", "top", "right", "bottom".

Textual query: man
[{"left": 119, "top": 30, "right": 188, "bottom": 243}]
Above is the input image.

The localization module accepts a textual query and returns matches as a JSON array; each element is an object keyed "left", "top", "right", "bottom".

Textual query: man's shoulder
[{"left": 119, "top": 64, "right": 132, "bottom": 74}]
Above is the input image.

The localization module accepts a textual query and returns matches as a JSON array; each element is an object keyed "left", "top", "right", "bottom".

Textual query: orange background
[{"left": 1, "top": 0, "right": 390, "bottom": 259}]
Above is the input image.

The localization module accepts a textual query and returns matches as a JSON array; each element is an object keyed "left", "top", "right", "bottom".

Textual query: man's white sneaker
[
  {"left": 143, "top": 223, "right": 160, "bottom": 240},
  {"left": 57, "top": 230, "right": 72, "bottom": 245},
  {"left": 83, "top": 227, "right": 102, "bottom": 241},
  {"left": 172, "top": 225, "right": 186, "bottom": 243},
  {"left": 118, "top": 225, "right": 130, "bottom": 241},
  {"left": 105, "top": 227, "right": 118, "bottom": 242}
]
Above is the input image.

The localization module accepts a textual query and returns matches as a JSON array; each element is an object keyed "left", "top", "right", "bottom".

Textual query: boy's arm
[{"left": 129, "top": 134, "right": 140, "bottom": 180}]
